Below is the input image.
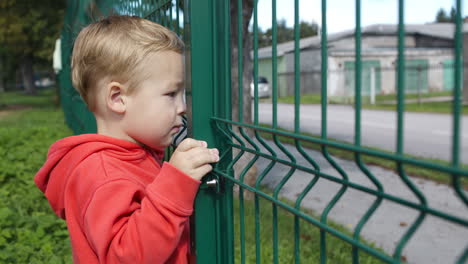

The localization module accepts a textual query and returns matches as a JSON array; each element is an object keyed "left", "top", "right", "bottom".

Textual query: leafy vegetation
[
  {"left": 0, "top": 89, "right": 72, "bottom": 263},
  {"left": 435, "top": 7, "right": 456, "bottom": 23},
  {"left": 0, "top": 0, "right": 65, "bottom": 93},
  {"left": 256, "top": 19, "right": 319, "bottom": 48},
  {"left": 0, "top": 88, "right": 389, "bottom": 263}
]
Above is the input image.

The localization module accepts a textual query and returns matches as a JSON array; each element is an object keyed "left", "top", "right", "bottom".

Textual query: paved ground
[
  {"left": 249, "top": 140, "right": 468, "bottom": 264},
  {"left": 258, "top": 103, "right": 468, "bottom": 164}
]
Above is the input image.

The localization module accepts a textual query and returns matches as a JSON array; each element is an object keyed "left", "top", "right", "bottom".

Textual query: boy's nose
[
  {"left": 177, "top": 99, "right": 186, "bottom": 115},
  {"left": 179, "top": 105, "right": 186, "bottom": 115}
]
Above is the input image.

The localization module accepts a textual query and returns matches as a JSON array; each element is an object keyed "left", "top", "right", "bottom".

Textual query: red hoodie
[{"left": 35, "top": 134, "right": 200, "bottom": 263}]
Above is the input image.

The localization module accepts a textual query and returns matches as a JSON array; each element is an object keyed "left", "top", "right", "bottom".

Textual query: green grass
[
  {"left": 233, "top": 189, "right": 388, "bottom": 263},
  {"left": 271, "top": 91, "right": 452, "bottom": 105},
  {"left": 0, "top": 89, "right": 57, "bottom": 110},
  {"left": 368, "top": 91, "right": 452, "bottom": 102},
  {"left": 266, "top": 94, "right": 323, "bottom": 104},
  {"left": 362, "top": 101, "right": 468, "bottom": 114},
  {"left": 3, "top": 90, "right": 384, "bottom": 263},
  {"left": 258, "top": 124, "right": 468, "bottom": 189},
  {"left": 0, "top": 90, "right": 73, "bottom": 263},
  {"left": 1, "top": 89, "right": 449, "bottom": 262},
  {"left": 269, "top": 91, "right": 468, "bottom": 115},
  {"left": 0, "top": 91, "right": 389, "bottom": 263}
]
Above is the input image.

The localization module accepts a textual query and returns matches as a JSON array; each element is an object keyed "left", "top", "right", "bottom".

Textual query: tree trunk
[
  {"left": 231, "top": 0, "right": 257, "bottom": 200},
  {"left": 0, "top": 64, "right": 4, "bottom": 93},
  {"left": 0, "top": 56, "right": 4, "bottom": 92},
  {"left": 21, "top": 55, "right": 36, "bottom": 95}
]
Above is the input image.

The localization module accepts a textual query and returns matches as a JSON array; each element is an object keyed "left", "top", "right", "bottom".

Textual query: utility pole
[
  {"left": 370, "top": 67, "right": 375, "bottom": 105},
  {"left": 463, "top": 33, "right": 468, "bottom": 104},
  {"left": 417, "top": 65, "right": 422, "bottom": 105}
]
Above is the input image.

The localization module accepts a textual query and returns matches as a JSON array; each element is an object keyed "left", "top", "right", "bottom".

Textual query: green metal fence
[{"left": 60, "top": 0, "right": 468, "bottom": 263}]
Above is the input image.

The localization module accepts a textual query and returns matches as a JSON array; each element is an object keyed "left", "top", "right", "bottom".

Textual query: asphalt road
[
  {"left": 258, "top": 103, "right": 468, "bottom": 164},
  {"left": 254, "top": 141, "right": 468, "bottom": 264}
]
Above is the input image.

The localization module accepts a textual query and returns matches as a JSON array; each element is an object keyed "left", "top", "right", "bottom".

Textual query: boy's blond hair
[{"left": 71, "top": 15, "right": 184, "bottom": 111}]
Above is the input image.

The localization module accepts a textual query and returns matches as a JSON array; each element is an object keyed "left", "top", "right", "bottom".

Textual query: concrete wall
[
  {"left": 329, "top": 49, "right": 453, "bottom": 96},
  {"left": 282, "top": 50, "right": 322, "bottom": 96}
]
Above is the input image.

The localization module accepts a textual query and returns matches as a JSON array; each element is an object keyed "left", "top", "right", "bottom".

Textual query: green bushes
[{"left": 0, "top": 107, "right": 73, "bottom": 263}]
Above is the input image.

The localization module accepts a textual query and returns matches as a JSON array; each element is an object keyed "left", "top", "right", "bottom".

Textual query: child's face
[{"left": 123, "top": 51, "right": 186, "bottom": 150}]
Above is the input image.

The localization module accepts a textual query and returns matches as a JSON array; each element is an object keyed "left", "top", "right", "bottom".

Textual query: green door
[
  {"left": 405, "top": 59, "right": 428, "bottom": 93},
  {"left": 443, "top": 59, "right": 454, "bottom": 91},
  {"left": 345, "top": 60, "right": 381, "bottom": 96}
]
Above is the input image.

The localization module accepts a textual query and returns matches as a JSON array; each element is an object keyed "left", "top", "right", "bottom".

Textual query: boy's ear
[{"left": 105, "top": 81, "right": 127, "bottom": 114}]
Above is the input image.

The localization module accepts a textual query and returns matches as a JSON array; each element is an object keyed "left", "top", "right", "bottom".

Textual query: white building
[{"left": 257, "top": 23, "right": 463, "bottom": 99}]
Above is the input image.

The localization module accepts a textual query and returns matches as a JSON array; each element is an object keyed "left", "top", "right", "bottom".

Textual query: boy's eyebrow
[{"left": 175, "top": 81, "right": 185, "bottom": 88}]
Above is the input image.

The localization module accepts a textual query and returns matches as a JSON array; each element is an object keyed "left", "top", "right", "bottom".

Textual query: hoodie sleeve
[{"left": 82, "top": 162, "right": 200, "bottom": 263}]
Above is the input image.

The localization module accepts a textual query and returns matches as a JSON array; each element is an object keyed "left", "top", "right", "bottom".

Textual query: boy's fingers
[
  {"left": 212, "top": 148, "right": 219, "bottom": 156},
  {"left": 195, "top": 164, "right": 213, "bottom": 179},
  {"left": 177, "top": 138, "right": 207, "bottom": 152},
  {"left": 188, "top": 148, "right": 219, "bottom": 168}
]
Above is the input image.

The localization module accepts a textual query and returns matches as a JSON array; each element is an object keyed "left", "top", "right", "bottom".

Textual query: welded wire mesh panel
[
  {"left": 59, "top": 0, "right": 468, "bottom": 263},
  {"left": 59, "top": 0, "right": 185, "bottom": 136},
  {"left": 210, "top": 0, "right": 468, "bottom": 263}
]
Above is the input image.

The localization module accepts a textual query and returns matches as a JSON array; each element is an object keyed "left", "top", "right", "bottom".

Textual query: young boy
[{"left": 34, "top": 15, "right": 219, "bottom": 263}]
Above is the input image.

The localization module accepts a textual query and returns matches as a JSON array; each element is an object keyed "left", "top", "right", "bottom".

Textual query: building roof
[{"left": 257, "top": 23, "right": 467, "bottom": 59}]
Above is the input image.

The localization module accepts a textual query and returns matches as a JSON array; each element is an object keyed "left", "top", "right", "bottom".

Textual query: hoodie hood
[{"left": 35, "top": 134, "right": 164, "bottom": 219}]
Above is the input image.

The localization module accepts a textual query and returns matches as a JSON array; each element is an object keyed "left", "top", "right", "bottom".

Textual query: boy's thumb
[{"left": 176, "top": 138, "right": 207, "bottom": 152}]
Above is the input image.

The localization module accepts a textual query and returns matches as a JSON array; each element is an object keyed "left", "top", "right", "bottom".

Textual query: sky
[{"left": 256, "top": 0, "right": 468, "bottom": 33}]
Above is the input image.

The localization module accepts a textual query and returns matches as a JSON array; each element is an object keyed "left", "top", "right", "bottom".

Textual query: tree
[
  {"left": 231, "top": 0, "right": 257, "bottom": 198},
  {"left": 230, "top": 2, "right": 319, "bottom": 198},
  {"left": 436, "top": 8, "right": 450, "bottom": 22},
  {"left": 0, "top": 50, "right": 5, "bottom": 92},
  {"left": 435, "top": 7, "right": 456, "bottom": 23},
  {"left": 449, "top": 7, "right": 457, "bottom": 22},
  {"left": 257, "top": 20, "right": 318, "bottom": 48},
  {"left": 0, "top": 0, "right": 65, "bottom": 94},
  {"left": 300, "top": 21, "right": 319, "bottom": 39}
]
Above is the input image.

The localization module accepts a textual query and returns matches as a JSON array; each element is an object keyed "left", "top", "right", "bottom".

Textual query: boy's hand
[{"left": 169, "top": 138, "right": 219, "bottom": 181}]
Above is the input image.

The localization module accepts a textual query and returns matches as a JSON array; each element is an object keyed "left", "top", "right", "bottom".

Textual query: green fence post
[
  {"left": 60, "top": 0, "right": 98, "bottom": 135},
  {"left": 186, "top": 0, "right": 233, "bottom": 263}
]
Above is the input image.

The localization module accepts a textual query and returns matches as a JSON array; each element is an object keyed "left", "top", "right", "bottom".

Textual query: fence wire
[{"left": 60, "top": 0, "right": 468, "bottom": 263}]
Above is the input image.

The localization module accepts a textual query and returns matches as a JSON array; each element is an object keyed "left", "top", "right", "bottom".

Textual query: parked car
[
  {"left": 250, "top": 76, "right": 271, "bottom": 98},
  {"left": 35, "top": 77, "right": 55, "bottom": 88}
]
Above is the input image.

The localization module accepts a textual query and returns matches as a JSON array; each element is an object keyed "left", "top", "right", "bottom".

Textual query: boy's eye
[{"left": 165, "top": 92, "right": 176, "bottom": 97}]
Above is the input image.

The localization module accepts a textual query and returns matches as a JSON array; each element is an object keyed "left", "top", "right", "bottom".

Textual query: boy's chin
[
  {"left": 151, "top": 144, "right": 170, "bottom": 151},
  {"left": 154, "top": 140, "right": 173, "bottom": 150},
  {"left": 140, "top": 141, "right": 171, "bottom": 151}
]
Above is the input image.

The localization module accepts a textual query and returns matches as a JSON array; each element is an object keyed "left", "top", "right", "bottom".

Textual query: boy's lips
[{"left": 172, "top": 124, "right": 184, "bottom": 133}]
